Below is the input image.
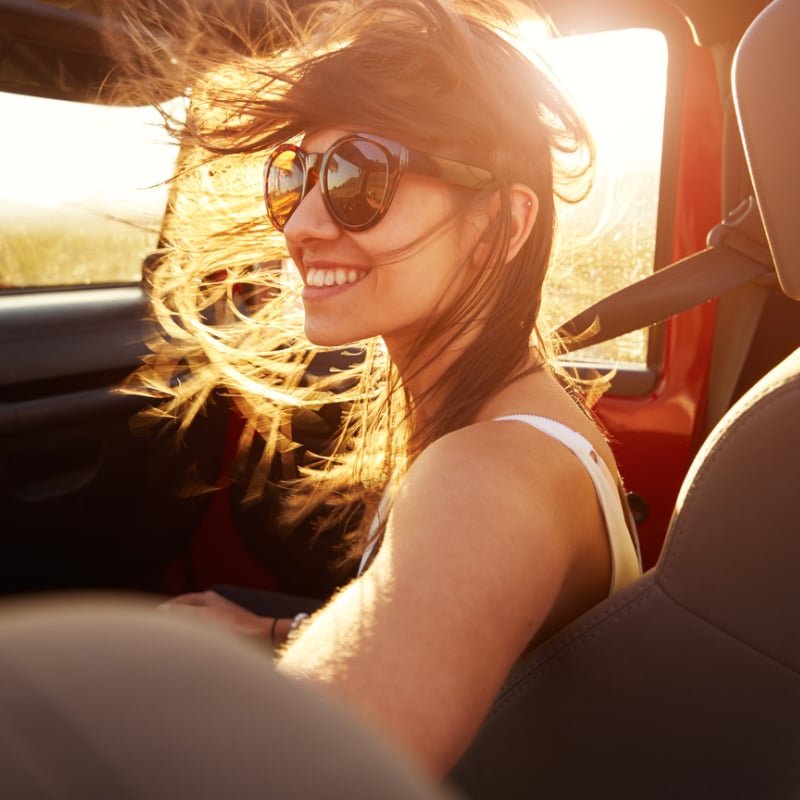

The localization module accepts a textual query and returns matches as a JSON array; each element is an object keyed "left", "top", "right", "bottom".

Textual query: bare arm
[{"left": 277, "top": 421, "right": 608, "bottom": 776}]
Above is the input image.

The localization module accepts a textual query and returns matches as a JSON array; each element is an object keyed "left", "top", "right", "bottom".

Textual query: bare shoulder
[
  {"left": 402, "top": 418, "right": 598, "bottom": 512},
  {"left": 388, "top": 418, "right": 602, "bottom": 570},
  {"left": 280, "top": 417, "right": 612, "bottom": 773}
]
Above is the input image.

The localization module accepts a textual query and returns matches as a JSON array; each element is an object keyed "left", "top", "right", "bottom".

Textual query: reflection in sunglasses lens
[
  {"left": 268, "top": 150, "right": 304, "bottom": 229},
  {"left": 326, "top": 141, "right": 389, "bottom": 228},
  {"left": 267, "top": 140, "right": 391, "bottom": 230}
]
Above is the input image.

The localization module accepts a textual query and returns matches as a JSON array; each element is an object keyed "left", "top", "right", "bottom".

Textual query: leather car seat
[{"left": 450, "top": 0, "right": 800, "bottom": 796}]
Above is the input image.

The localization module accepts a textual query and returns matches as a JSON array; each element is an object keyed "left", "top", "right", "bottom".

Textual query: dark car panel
[{"left": 0, "top": 285, "right": 228, "bottom": 592}]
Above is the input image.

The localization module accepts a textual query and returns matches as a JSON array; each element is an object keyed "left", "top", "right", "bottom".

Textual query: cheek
[
  {"left": 377, "top": 231, "right": 476, "bottom": 321},
  {"left": 351, "top": 181, "right": 483, "bottom": 313},
  {"left": 368, "top": 178, "right": 457, "bottom": 250},
  {"left": 363, "top": 191, "right": 476, "bottom": 279}
]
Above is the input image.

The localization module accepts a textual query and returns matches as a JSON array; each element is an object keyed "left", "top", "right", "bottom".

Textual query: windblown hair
[{"left": 107, "top": 0, "right": 594, "bottom": 564}]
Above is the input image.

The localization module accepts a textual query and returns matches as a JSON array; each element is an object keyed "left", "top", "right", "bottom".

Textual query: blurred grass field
[{"left": 0, "top": 210, "right": 159, "bottom": 287}]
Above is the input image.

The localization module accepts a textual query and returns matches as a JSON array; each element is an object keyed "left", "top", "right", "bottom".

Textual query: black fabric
[
  {"left": 658, "top": 348, "right": 800, "bottom": 669},
  {"left": 452, "top": 576, "right": 800, "bottom": 798},
  {"left": 212, "top": 584, "right": 325, "bottom": 618}
]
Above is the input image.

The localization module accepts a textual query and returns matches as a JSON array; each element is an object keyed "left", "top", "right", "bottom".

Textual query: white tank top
[
  {"left": 358, "top": 414, "right": 641, "bottom": 594},
  {"left": 493, "top": 414, "right": 641, "bottom": 593}
]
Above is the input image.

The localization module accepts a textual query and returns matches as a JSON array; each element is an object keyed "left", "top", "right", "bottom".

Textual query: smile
[{"left": 305, "top": 266, "right": 367, "bottom": 288}]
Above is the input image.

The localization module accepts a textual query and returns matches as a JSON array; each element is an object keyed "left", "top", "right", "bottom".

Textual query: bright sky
[
  {"left": 0, "top": 27, "right": 666, "bottom": 213},
  {"left": 0, "top": 93, "right": 179, "bottom": 212},
  {"left": 538, "top": 27, "right": 667, "bottom": 167}
]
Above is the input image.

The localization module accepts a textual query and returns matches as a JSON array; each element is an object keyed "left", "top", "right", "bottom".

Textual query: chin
[{"left": 303, "top": 322, "right": 360, "bottom": 348}]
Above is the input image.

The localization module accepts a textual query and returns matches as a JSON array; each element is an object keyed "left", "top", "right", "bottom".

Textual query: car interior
[
  {"left": 452, "top": 0, "right": 800, "bottom": 794},
  {"left": 1, "top": 0, "right": 798, "bottom": 795}
]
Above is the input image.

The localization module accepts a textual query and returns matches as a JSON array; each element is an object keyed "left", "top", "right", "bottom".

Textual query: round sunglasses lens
[
  {"left": 325, "top": 141, "right": 389, "bottom": 228},
  {"left": 267, "top": 149, "right": 304, "bottom": 229}
]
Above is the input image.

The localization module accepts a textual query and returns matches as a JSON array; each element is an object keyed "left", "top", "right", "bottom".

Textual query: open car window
[
  {"left": 259, "top": 26, "right": 671, "bottom": 372},
  {"left": 530, "top": 26, "right": 668, "bottom": 370},
  {"left": 1, "top": 22, "right": 668, "bottom": 342},
  {"left": 542, "top": 27, "right": 668, "bottom": 369},
  {"left": 0, "top": 91, "right": 178, "bottom": 289}
]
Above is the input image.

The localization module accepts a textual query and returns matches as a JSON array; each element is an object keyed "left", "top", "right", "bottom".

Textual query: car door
[{"left": 0, "top": 0, "right": 228, "bottom": 594}]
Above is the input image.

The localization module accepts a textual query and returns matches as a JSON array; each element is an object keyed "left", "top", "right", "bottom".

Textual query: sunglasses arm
[{"left": 406, "top": 150, "right": 493, "bottom": 189}]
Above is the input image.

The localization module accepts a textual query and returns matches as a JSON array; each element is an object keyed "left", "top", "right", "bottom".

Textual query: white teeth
[
  {"left": 306, "top": 268, "right": 325, "bottom": 287},
  {"left": 305, "top": 266, "right": 365, "bottom": 288}
]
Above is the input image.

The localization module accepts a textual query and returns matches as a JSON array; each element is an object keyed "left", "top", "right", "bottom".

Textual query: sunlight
[
  {"left": 0, "top": 92, "right": 180, "bottom": 213},
  {"left": 0, "top": 28, "right": 665, "bottom": 217},
  {"left": 1, "top": 25, "right": 668, "bottom": 340},
  {"left": 520, "top": 25, "right": 668, "bottom": 168},
  {"left": 520, "top": 26, "right": 669, "bottom": 365}
]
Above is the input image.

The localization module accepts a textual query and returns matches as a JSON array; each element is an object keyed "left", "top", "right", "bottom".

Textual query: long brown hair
[{"left": 108, "top": 0, "right": 594, "bottom": 563}]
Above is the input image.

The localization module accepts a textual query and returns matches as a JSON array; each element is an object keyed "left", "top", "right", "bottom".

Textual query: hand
[{"left": 160, "top": 590, "right": 275, "bottom": 640}]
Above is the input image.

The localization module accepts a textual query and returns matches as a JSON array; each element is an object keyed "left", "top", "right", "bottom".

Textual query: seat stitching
[
  {"left": 661, "top": 377, "right": 800, "bottom": 579},
  {"left": 490, "top": 584, "right": 656, "bottom": 716},
  {"left": 489, "top": 580, "right": 800, "bottom": 720},
  {"left": 654, "top": 569, "right": 800, "bottom": 679}
]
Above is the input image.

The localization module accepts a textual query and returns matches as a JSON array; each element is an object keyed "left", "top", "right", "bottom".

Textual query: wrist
[
  {"left": 288, "top": 612, "right": 309, "bottom": 640},
  {"left": 268, "top": 612, "right": 311, "bottom": 651},
  {"left": 269, "top": 617, "right": 294, "bottom": 649}
]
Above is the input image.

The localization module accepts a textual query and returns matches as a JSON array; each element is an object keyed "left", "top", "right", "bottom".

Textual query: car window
[
  {"left": 0, "top": 91, "right": 179, "bottom": 290},
  {"left": 19, "top": 25, "right": 665, "bottom": 360},
  {"left": 257, "top": 28, "right": 667, "bottom": 370},
  {"left": 537, "top": 27, "right": 668, "bottom": 367}
]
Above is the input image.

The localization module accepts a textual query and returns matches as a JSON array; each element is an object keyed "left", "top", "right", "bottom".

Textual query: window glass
[
  {"left": 0, "top": 92, "right": 179, "bottom": 289},
  {"left": 536, "top": 28, "right": 668, "bottom": 366}
]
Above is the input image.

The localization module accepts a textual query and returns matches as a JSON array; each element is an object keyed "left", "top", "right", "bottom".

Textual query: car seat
[{"left": 450, "top": 0, "right": 800, "bottom": 796}]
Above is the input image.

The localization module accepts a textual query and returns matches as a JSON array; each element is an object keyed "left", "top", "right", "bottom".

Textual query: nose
[{"left": 282, "top": 182, "right": 341, "bottom": 245}]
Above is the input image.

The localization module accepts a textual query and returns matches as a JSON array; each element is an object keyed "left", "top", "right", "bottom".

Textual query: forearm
[
  {"left": 270, "top": 617, "right": 293, "bottom": 649},
  {"left": 274, "top": 585, "right": 475, "bottom": 777}
]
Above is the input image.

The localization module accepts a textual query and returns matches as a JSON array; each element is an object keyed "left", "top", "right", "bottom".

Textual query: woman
[{"left": 116, "top": 0, "right": 640, "bottom": 776}]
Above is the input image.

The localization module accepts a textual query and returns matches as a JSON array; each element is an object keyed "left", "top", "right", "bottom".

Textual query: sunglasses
[{"left": 264, "top": 132, "right": 493, "bottom": 232}]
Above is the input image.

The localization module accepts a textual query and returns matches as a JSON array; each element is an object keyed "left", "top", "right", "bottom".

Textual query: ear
[
  {"left": 470, "top": 184, "right": 539, "bottom": 267},
  {"left": 506, "top": 183, "right": 538, "bottom": 263}
]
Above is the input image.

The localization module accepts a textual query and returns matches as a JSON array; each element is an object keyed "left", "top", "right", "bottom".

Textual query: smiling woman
[
  {"left": 0, "top": 26, "right": 667, "bottom": 370},
  {"left": 3, "top": 0, "right": 797, "bottom": 793},
  {"left": 98, "top": 0, "right": 644, "bottom": 776}
]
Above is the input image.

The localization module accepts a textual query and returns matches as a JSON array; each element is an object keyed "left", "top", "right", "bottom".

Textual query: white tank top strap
[
  {"left": 493, "top": 414, "right": 641, "bottom": 593},
  {"left": 357, "top": 478, "right": 394, "bottom": 577}
]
